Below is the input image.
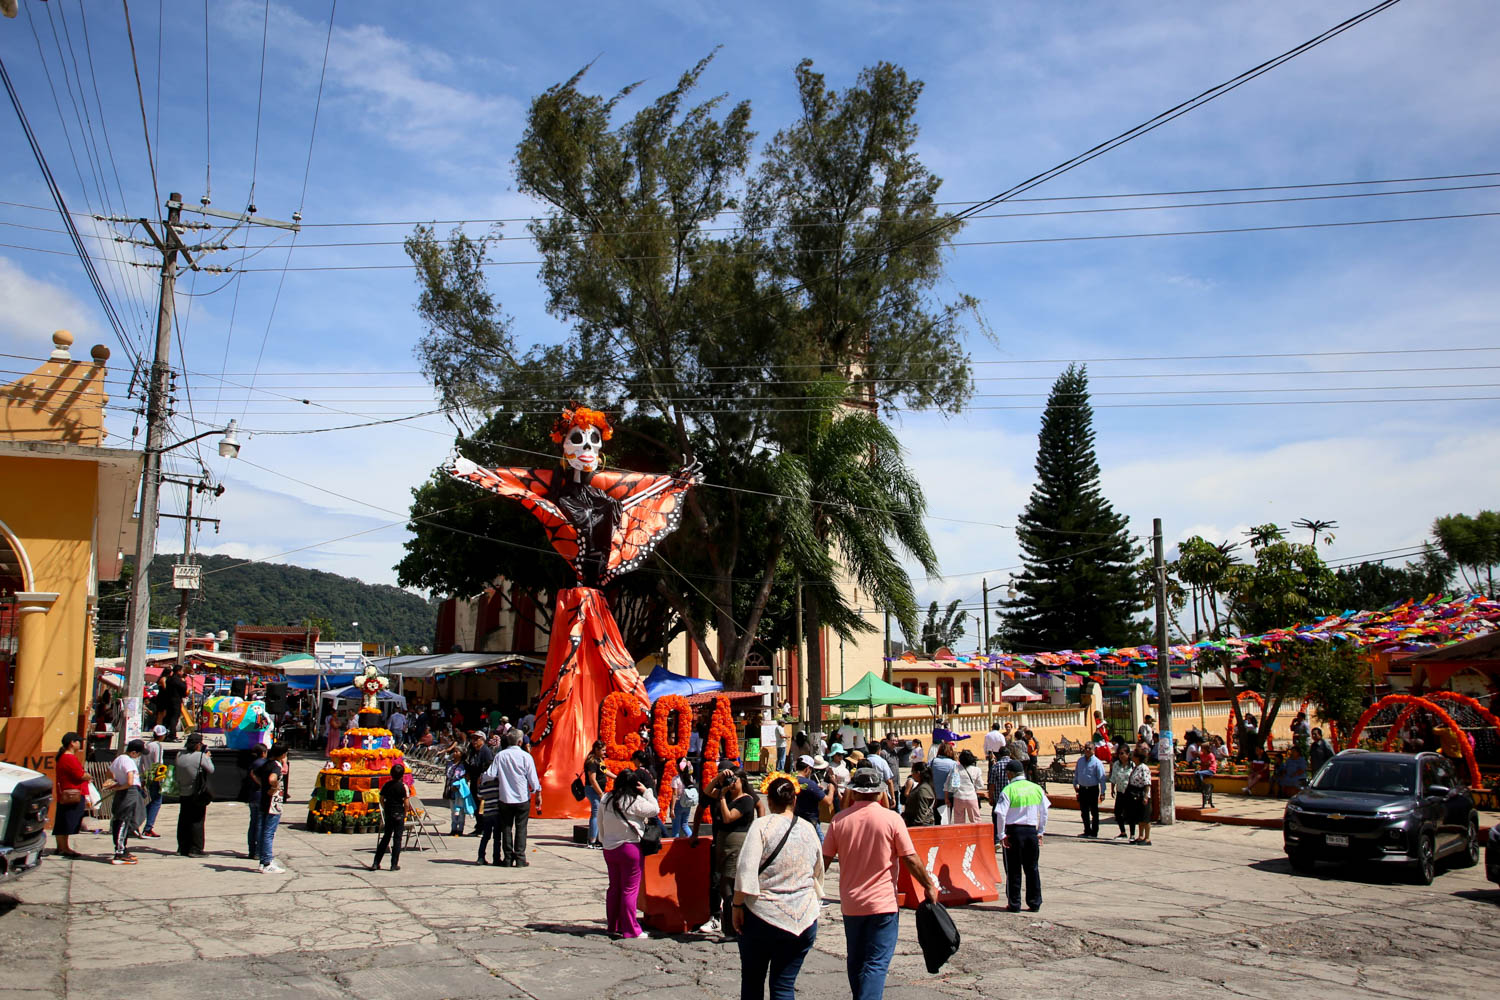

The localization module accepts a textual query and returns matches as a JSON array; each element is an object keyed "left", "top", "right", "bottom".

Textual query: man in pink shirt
[{"left": 822, "top": 767, "right": 941, "bottom": 1000}]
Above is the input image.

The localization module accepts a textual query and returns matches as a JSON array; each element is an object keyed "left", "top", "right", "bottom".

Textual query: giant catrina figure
[{"left": 450, "top": 405, "right": 699, "bottom": 817}]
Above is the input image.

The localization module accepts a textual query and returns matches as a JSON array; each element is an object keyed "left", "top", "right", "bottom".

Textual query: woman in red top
[{"left": 53, "top": 731, "right": 90, "bottom": 858}]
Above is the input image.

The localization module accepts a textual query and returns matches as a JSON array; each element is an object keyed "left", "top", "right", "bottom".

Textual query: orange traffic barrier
[
  {"left": 640, "top": 836, "right": 712, "bottom": 933},
  {"left": 895, "top": 822, "right": 1001, "bottom": 908}
]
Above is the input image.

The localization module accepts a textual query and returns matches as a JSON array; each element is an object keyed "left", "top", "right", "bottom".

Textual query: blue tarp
[
  {"left": 643, "top": 664, "right": 722, "bottom": 700},
  {"left": 285, "top": 673, "right": 357, "bottom": 690}
]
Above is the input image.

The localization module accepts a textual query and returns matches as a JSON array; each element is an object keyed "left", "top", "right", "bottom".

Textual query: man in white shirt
[
  {"left": 109, "top": 740, "right": 147, "bottom": 864},
  {"left": 485, "top": 730, "right": 542, "bottom": 867},
  {"left": 388, "top": 710, "right": 408, "bottom": 745},
  {"left": 982, "top": 722, "right": 1006, "bottom": 759},
  {"left": 836, "top": 721, "right": 866, "bottom": 751}
]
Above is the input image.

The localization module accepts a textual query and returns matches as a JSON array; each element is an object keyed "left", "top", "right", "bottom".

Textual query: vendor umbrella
[
  {"left": 824, "top": 671, "right": 937, "bottom": 738},
  {"left": 1000, "top": 683, "right": 1043, "bottom": 702}
]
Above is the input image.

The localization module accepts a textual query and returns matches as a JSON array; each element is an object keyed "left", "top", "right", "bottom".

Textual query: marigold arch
[{"left": 1347, "top": 693, "right": 1482, "bottom": 787}]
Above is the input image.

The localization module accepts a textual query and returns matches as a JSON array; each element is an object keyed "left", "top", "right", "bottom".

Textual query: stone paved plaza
[{"left": 5, "top": 772, "right": 1498, "bottom": 1000}]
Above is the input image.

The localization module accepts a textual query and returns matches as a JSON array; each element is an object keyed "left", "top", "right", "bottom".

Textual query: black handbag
[
  {"left": 570, "top": 774, "right": 587, "bottom": 802},
  {"left": 639, "top": 815, "right": 665, "bottom": 856}
]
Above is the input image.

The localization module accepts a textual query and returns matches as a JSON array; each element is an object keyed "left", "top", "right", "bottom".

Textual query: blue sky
[{"left": 3, "top": 1, "right": 1498, "bottom": 630}]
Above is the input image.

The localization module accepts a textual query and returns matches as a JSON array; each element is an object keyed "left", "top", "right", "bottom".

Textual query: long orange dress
[{"left": 450, "top": 458, "right": 698, "bottom": 818}]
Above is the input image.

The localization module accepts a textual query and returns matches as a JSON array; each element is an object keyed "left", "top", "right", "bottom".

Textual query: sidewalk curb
[
  {"left": 1047, "top": 792, "right": 1282, "bottom": 829},
  {"left": 1046, "top": 792, "right": 1496, "bottom": 836}
]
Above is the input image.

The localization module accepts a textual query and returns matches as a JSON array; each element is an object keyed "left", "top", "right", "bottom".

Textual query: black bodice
[{"left": 548, "top": 469, "right": 620, "bottom": 586}]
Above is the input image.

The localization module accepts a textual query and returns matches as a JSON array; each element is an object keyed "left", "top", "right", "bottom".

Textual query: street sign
[{"left": 171, "top": 564, "right": 201, "bottom": 590}]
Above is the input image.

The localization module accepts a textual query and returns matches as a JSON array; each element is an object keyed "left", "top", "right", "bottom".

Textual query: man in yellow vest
[{"left": 995, "top": 759, "right": 1048, "bottom": 912}]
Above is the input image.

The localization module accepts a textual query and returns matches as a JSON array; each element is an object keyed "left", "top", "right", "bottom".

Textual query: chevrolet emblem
[{"left": 1327, "top": 814, "right": 1345, "bottom": 821}]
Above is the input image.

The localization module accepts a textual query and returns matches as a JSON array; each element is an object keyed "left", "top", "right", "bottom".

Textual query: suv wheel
[
  {"left": 1288, "top": 852, "right": 1316, "bottom": 874},
  {"left": 1452, "top": 819, "right": 1480, "bottom": 869},
  {"left": 1410, "top": 833, "right": 1436, "bottom": 885}
]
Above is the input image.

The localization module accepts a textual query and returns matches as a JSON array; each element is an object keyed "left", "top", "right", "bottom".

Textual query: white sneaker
[
  {"left": 259, "top": 863, "right": 287, "bottom": 874},
  {"left": 630, "top": 931, "right": 652, "bottom": 940},
  {"left": 695, "top": 918, "right": 720, "bottom": 935}
]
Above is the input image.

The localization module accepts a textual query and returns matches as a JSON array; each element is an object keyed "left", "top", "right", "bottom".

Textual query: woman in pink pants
[{"left": 598, "top": 768, "right": 660, "bottom": 939}]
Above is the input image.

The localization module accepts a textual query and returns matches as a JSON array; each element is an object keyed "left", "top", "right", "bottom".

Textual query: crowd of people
[{"left": 50, "top": 727, "right": 293, "bottom": 872}]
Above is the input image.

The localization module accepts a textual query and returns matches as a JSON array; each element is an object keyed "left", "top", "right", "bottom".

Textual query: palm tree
[
  {"left": 1244, "top": 523, "right": 1287, "bottom": 549},
  {"left": 904, "top": 600, "right": 966, "bottom": 655},
  {"left": 772, "top": 381, "right": 939, "bottom": 720},
  {"left": 1292, "top": 518, "right": 1338, "bottom": 550}
]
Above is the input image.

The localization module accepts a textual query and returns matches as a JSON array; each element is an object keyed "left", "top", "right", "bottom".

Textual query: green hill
[{"left": 107, "top": 554, "right": 438, "bottom": 651}]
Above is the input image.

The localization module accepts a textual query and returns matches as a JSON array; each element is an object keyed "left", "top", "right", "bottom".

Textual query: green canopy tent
[{"left": 824, "top": 671, "right": 937, "bottom": 742}]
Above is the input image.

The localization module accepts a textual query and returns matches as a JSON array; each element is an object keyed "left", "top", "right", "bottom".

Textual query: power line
[
  {"left": 216, "top": 211, "right": 1500, "bottom": 272},
  {"left": 297, "top": 0, "right": 336, "bottom": 215},
  {"left": 0, "top": 52, "right": 142, "bottom": 374},
  {"left": 107, "top": 179, "right": 1499, "bottom": 249},
  {"left": 737, "top": 0, "right": 1410, "bottom": 331},
  {"left": 120, "top": 0, "right": 162, "bottom": 211},
  {"left": 247, "top": 0, "right": 270, "bottom": 206},
  {"left": 202, "top": 0, "right": 212, "bottom": 204},
  {"left": 273, "top": 170, "right": 1500, "bottom": 229}
]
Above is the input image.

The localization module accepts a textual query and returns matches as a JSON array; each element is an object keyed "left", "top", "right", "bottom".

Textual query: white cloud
[
  {"left": 0, "top": 257, "right": 94, "bottom": 355},
  {"left": 222, "top": 1, "right": 519, "bottom": 155}
]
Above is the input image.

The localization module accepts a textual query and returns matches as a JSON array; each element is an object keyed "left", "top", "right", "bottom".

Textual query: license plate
[{"left": 1325, "top": 834, "right": 1349, "bottom": 847}]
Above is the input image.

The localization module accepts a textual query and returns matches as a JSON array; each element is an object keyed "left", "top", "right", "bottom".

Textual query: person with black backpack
[{"left": 173, "top": 734, "right": 214, "bottom": 857}]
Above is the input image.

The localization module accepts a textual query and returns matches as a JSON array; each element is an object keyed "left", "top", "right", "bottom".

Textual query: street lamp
[{"left": 120, "top": 421, "right": 244, "bottom": 748}]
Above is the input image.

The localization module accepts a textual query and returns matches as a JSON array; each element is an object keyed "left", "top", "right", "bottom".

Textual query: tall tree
[
  {"left": 403, "top": 55, "right": 972, "bottom": 686},
  {"left": 778, "top": 383, "right": 938, "bottom": 714},
  {"left": 1334, "top": 546, "right": 1452, "bottom": 610},
  {"left": 1220, "top": 527, "right": 1339, "bottom": 635},
  {"left": 1006, "top": 365, "right": 1142, "bottom": 651},
  {"left": 1432, "top": 511, "right": 1500, "bottom": 596}
]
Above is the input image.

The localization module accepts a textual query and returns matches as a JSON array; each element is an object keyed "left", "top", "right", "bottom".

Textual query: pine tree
[{"left": 1005, "top": 365, "right": 1142, "bottom": 651}]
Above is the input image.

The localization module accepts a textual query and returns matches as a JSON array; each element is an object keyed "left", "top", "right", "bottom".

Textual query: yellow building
[{"left": 0, "top": 330, "right": 139, "bottom": 774}]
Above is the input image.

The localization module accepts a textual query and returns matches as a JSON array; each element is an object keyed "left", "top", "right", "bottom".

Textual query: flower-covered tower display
[
  {"left": 450, "top": 403, "right": 699, "bottom": 818},
  {"left": 307, "top": 664, "right": 410, "bottom": 833}
]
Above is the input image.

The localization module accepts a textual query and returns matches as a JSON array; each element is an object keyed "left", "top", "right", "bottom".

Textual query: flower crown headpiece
[{"left": 550, "top": 403, "right": 614, "bottom": 444}]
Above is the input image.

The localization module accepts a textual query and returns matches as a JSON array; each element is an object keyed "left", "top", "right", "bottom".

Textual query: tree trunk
[{"left": 804, "top": 588, "right": 824, "bottom": 731}]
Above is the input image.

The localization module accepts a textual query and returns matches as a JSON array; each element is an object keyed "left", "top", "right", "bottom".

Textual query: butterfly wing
[
  {"left": 448, "top": 459, "right": 581, "bottom": 568},
  {"left": 591, "top": 463, "right": 700, "bottom": 583}
]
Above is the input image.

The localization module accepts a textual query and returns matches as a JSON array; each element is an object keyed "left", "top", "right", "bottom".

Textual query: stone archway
[{"left": 0, "top": 520, "right": 32, "bottom": 717}]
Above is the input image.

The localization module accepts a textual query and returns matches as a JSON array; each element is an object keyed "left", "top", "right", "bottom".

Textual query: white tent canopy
[
  {"left": 1000, "top": 683, "right": 1043, "bottom": 701},
  {"left": 381, "top": 651, "right": 546, "bottom": 678}
]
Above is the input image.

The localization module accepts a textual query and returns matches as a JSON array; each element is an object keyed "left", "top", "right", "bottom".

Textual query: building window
[
  {"left": 919, "top": 682, "right": 930, "bottom": 697},
  {"left": 960, "top": 681, "right": 972, "bottom": 704},
  {"left": 902, "top": 679, "right": 917, "bottom": 693}
]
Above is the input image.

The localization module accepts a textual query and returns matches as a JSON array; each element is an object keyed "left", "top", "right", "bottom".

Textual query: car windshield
[{"left": 1309, "top": 758, "right": 1415, "bottom": 795}]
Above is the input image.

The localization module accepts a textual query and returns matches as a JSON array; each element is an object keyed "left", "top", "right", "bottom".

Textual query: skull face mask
[{"left": 562, "top": 425, "right": 603, "bottom": 472}]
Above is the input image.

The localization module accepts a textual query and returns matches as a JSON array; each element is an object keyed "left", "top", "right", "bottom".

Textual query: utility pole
[
  {"left": 793, "top": 578, "right": 806, "bottom": 725},
  {"left": 160, "top": 476, "right": 222, "bottom": 667},
  {"left": 1152, "top": 517, "right": 1175, "bottom": 826},
  {"left": 882, "top": 609, "right": 891, "bottom": 683},
  {"left": 982, "top": 577, "right": 991, "bottom": 656},
  {"left": 120, "top": 193, "right": 183, "bottom": 748},
  {"left": 120, "top": 192, "right": 292, "bottom": 748}
]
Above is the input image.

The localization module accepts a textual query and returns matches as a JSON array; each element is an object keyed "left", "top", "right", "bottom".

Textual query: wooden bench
[{"left": 1051, "top": 737, "right": 1087, "bottom": 764}]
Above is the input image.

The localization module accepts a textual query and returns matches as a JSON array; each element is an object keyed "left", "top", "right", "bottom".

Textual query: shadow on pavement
[
  {"left": 524, "top": 921, "right": 606, "bottom": 938},
  {"left": 1452, "top": 888, "right": 1500, "bottom": 904}
]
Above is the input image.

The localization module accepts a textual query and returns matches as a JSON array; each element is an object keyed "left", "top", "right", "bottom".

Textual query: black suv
[{"left": 1283, "top": 750, "right": 1480, "bottom": 884}]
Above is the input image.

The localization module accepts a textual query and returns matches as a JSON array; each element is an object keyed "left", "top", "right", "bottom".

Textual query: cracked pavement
[{"left": 4, "top": 772, "right": 1498, "bottom": 1000}]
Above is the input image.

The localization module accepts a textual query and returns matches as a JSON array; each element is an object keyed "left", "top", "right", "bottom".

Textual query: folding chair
[{"left": 401, "top": 796, "right": 447, "bottom": 853}]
